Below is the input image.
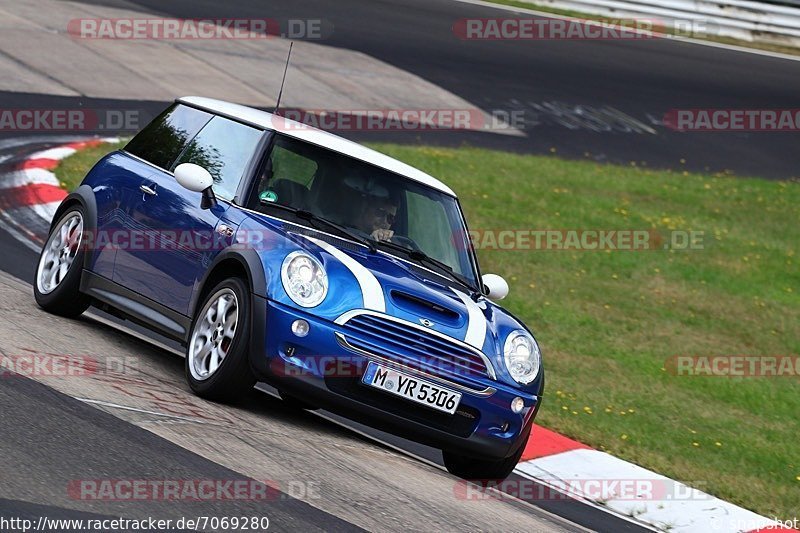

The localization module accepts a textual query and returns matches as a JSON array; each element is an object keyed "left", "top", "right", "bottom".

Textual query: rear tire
[
  {"left": 33, "top": 206, "right": 91, "bottom": 318},
  {"left": 186, "top": 277, "right": 256, "bottom": 402},
  {"left": 443, "top": 423, "right": 531, "bottom": 481}
]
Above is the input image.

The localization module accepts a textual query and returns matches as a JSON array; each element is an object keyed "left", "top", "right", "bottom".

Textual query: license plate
[{"left": 361, "top": 361, "right": 462, "bottom": 414}]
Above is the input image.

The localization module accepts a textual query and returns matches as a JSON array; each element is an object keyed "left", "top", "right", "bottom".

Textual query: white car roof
[{"left": 177, "top": 96, "right": 456, "bottom": 196}]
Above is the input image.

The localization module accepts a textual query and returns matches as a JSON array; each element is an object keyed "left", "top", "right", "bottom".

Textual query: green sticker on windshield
[{"left": 260, "top": 190, "right": 278, "bottom": 203}]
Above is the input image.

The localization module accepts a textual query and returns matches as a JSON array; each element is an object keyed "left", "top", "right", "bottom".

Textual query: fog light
[
  {"left": 511, "top": 397, "right": 525, "bottom": 413},
  {"left": 291, "top": 319, "right": 310, "bottom": 337}
]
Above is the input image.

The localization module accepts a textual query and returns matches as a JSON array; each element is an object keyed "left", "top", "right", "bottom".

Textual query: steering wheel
[{"left": 390, "top": 235, "right": 422, "bottom": 252}]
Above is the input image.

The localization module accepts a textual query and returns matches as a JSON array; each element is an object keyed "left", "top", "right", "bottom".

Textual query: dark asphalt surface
[
  {"left": 78, "top": 0, "right": 800, "bottom": 179},
  {"left": 3, "top": 0, "right": 794, "bottom": 530},
  {"left": 0, "top": 140, "right": 361, "bottom": 532},
  {"left": 0, "top": 139, "right": 646, "bottom": 531},
  {"left": 0, "top": 374, "right": 361, "bottom": 532}
]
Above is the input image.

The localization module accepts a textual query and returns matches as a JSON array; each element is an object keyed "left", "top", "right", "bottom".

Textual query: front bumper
[{"left": 251, "top": 299, "right": 542, "bottom": 460}]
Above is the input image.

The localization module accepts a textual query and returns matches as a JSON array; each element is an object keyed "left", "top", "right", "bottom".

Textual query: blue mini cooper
[{"left": 34, "top": 97, "right": 544, "bottom": 480}]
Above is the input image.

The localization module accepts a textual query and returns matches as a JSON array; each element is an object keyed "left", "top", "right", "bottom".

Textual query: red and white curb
[
  {"left": 1, "top": 138, "right": 794, "bottom": 533},
  {"left": 0, "top": 138, "right": 118, "bottom": 252},
  {"left": 518, "top": 426, "right": 793, "bottom": 532}
]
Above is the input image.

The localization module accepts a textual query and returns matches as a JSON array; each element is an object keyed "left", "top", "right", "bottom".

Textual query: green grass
[
  {"left": 56, "top": 142, "right": 800, "bottom": 518},
  {"left": 482, "top": 0, "right": 800, "bottom": 57},
  {"left": 54, "top": 140, "right": 127, "bottom": 192}
]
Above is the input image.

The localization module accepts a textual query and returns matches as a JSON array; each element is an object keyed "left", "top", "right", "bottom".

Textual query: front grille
[{"left": 341, "top": 313, "right": 493, "bottom": 380}]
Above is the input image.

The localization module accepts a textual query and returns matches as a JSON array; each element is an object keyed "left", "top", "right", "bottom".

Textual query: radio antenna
[{"left": 274, "top": 41, "right": 294, "bottom": 115}]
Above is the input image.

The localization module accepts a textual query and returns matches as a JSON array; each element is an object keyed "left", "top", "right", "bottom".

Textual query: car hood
[{"left": 239, "top": 213, "right": 529, "bottom": 363}]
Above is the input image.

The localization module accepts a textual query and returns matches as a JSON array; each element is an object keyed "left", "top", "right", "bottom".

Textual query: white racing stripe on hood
[
  {"left": 453, "top": 289, "right": 486, "bottom": 350},
  {"left": 302, "top": 236, "right": 386, "bottom": 313}
]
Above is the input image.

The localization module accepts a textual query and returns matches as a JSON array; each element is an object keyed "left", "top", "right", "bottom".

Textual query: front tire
[
  {"left": 33, "top": 206, "right": 91, "bottom": 318},
  {"left": 443, "top": 424, "right": 531, "bottom": 481},
  {"left": 186, "top": 277, "right": 256, "bottom": 402}
]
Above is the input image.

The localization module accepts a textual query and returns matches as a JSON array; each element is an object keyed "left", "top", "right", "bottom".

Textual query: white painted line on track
[
  {"left": 29, "top": 147, "right": 76, "bottom": 160},
  {"left": 517, "top": 448, "right": 784, "bottom": 532},
  {"left": 0, "top": 168, "right": 60, "bottom": 190},
  {"left": 75, "top": 397, "right": 228, "bottom": 426},
  {"left": 513, "top": 467, "right": 659, "bottom": 532},
  {"left": 0, "top": 211, "right": 45, "bottom": 252},
  {"left": 28, "top": 201, "right": 60, "bottom": 224}
]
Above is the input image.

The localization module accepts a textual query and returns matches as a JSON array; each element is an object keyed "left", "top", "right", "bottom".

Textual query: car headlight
[
  {"left": 503, "top": 330, "right": 541, "bottom": 384},
  {"left": 281, "top": 251, "right": 328, "bottom": 307}
]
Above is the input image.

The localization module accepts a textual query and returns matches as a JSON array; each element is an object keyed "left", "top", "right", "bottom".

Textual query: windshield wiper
[
  {"left": 372, "top": 239, "right": 479, "bottom": 299},
  {"left": 258, "top": 200, "right": 376, "bottom": 253}
]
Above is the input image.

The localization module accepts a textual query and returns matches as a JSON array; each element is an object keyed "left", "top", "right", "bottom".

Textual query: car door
[
  {"left": 90, "top": 103, "right": 212, "bottom": 282},
  {"left": 113, "top": 110, "right": 264, "bottom": 316}
]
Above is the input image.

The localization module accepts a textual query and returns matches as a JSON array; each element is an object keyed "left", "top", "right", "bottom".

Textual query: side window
[
  {"left": 251, "top": 136, "right": 319, "bottom": 209},
  {"left": 125, "top": 104, "right": 212, "bottom": 169},
  {"left": 174, "top": 116, "right": 263, "bottom": 201},
  {"left": 271, "top": 140, "right": 318, "bottom": 189}
]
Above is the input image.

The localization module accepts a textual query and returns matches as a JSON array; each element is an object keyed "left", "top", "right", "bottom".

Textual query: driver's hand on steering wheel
[{"left": 371, "top": 229, "right": 394, "bottom": 242}]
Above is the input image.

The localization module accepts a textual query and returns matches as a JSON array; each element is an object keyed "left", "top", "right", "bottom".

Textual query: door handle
[{"left": 139, "top": 184, "right": 157, "bottom": 196}]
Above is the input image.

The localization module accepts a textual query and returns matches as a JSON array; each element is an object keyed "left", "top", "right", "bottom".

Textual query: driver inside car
[
  {"left": 341, "top": 175, "right": 400, "bottom": 242},
  {"left": 356, "top": 196, "right": 399, "bottom": 242}
]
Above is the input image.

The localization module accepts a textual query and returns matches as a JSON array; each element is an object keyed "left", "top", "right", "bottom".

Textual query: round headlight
[
  {"left": 281, "top": 251, "right": 328, "bottom": 307},
  {"left": 503, "top": 330, "right": 541, "bottom": 385}
]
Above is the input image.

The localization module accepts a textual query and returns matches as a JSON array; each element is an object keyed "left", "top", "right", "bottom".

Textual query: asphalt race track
[
  {"left": 0, "top": 376, "right": 359, "bottom": 532},
  {"left": 1, "top": 0, "right": 798, "bottom": 531},
  {"left": 0, "top": 135, "right": 647, "bottom": 531},
  {"left": 83, "top": 0, "right": 800, "bottom": 179}
]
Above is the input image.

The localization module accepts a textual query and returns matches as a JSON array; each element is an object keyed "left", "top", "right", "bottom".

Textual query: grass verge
[
  {"left": 54, "top": 140, "right": 127, "bottom": 192},
  {"left": 57, "top": 141, "right": 799, "bottom": 518}
]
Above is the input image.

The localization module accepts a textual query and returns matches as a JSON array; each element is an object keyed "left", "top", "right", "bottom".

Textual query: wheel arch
[
  {"left": 189, "top": 248, "right": 267, "bottom": 319},
  {"left": 188, "top": 248, "right": 268, "bottom": 378},
  {"left": 51, "top": 185, "right": 96, "bottom": 230},
  {"left": 50, "top": 185, "right": 97, "bottom": 271}
]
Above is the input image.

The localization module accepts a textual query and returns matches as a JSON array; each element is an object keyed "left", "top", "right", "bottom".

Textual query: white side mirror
[
  {"left": 174, "top": 163, "right": 213, "bottom": 193},
  {"left": 482, "top": 273, "right": 509, "bottom": 301}
]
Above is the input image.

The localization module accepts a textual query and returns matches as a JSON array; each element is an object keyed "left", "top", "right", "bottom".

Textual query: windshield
[{"left": 248, "top": 134, "right": 477, "bottom": 287}]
